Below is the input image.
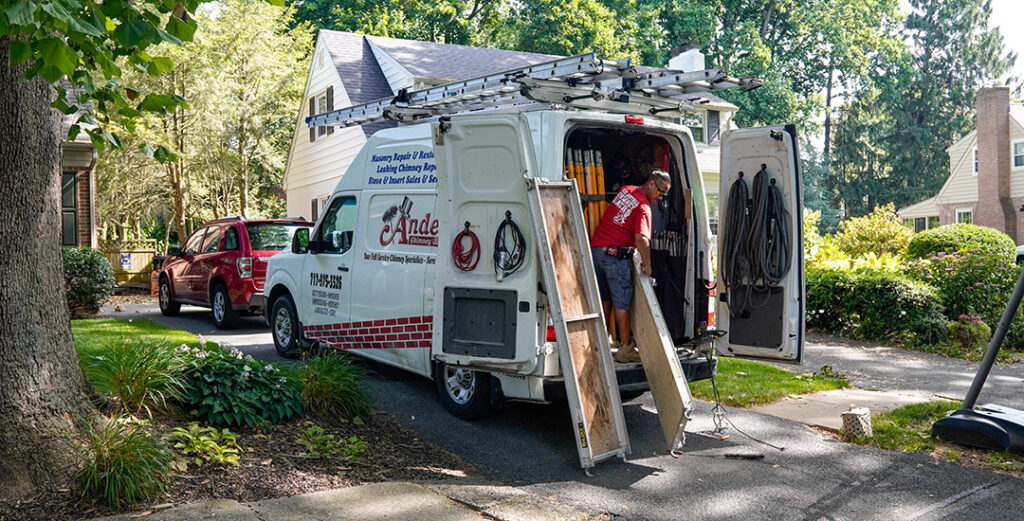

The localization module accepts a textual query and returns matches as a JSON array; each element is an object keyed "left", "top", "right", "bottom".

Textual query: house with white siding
[
  {"left": 59, "top": 87, "right": 98, "bottom": 248},
  {"left": 898, "top": 87, "right": 1024, "bottom": 243},
  {"left": 283, "top": 31, "right": 739, "bottom": 224}
]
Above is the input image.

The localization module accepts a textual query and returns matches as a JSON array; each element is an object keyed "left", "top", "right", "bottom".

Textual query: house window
[
  {"left": 973, "top": 146, "right": 978, "bottom": 176},
  {"left": 1013, "top": 140, "right": 1024, "bottom": 170},
  {"left": 928, "top": 216, "right": 939, "bottom": 229},
  {"left": 61, "top": 171, "right": 78, "bottom": 247},
  {"left": 706, "top": 193, "right": 719, "bottom": 235},
  {"left": 956, "top": 209, "right": 973, "bottom": 224},
  {"left": 316, "top": 93, "right": 328, "bottom": 137},
  {"left": 707, "top": 110, "right": 721, "bottom": 144}
]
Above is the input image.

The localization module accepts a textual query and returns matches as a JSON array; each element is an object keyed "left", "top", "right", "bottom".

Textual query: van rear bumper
[{"left": 540, "top": 356, "right": 718, "bottom": 400}]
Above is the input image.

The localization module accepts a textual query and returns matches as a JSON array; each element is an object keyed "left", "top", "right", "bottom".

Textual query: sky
[{"left": 989, "top": 0, "right": 1024, "bottom": 80}]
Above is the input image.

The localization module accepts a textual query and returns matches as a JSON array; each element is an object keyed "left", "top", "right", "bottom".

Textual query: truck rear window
[{"left": 246, "top": 224, "right": 303, "bottom": 251}]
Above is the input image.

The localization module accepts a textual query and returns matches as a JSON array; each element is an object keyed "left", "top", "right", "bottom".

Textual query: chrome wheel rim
[
  {"left": 159, "top": 283, "right": 170, "bottom": 309},
  {"left": 444, "top": 366, "right": 476, "bottom": 405},
  {"left": 213, "top": 291, "right": 226, "bottom": 322},
  {"left": 274, "top": 306, "right": 293, "bottom": 347}
]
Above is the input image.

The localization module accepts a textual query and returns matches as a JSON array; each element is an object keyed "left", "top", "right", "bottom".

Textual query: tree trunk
[
  {"left": 0, "top": 36, "right": 102, "bottom": 499},
  {"left": 823, "top": 55, "right": 835, "bottom": 157}
]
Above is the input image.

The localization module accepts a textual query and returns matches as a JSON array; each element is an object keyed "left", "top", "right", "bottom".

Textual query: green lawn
[
  {"left": 689, "top": 357, "right": 850, "bottom": 408},
  {"left": 71, "top": 318, "right": 213, "bottom": 359},
  {"left": 850, "top": 400, "right": 1024, "bottom": 474}
]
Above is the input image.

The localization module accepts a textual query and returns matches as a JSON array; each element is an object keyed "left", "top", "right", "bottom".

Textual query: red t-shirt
[{"left": 590, "top": 185, "right": 652, "bottom": 248}]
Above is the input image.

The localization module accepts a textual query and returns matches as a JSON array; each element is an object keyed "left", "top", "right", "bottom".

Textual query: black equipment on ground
[{"left": 932, "top": 264, "right": 1024, "bottom": 454}]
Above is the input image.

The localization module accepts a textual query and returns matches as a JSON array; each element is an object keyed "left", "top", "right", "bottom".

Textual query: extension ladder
[
  {"left": 524, "top": 178, "right": 630, "bottom": 473},
  {"left": 307, "top": 52, "right": 759, "bottom": 129}
]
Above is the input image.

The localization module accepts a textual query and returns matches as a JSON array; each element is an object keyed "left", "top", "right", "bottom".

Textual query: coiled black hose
[
  {"left": 721, "top": 172, "right": 750, "bottom": 316},
  {"left": 747, "top": 165, "right": 791, "bottom": 288}
]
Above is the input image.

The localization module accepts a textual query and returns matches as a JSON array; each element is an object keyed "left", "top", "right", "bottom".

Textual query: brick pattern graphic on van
[{"left": 302, "top": 315, "right": 433, "bottom": 350}]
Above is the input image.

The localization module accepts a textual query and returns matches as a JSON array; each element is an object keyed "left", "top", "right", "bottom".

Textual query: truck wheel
[
  {"left": 434, "top": 363, "right": 492, "bottom": 420},
  {"left": 271, "top": 294, "right": 301, "bottom": 359},
  {"left": 158, "top": 278, "right": 180, "bottom": 316},
  {"left": 211, "top": 284, "right": 238, "bottom": 329}
]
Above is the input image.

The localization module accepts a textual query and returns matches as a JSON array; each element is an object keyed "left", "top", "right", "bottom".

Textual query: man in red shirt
[{"left": 590, "top": 170, "right": 671, "bottom": 363}]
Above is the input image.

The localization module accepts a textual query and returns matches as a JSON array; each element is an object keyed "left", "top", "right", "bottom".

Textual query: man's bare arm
[{"left": 635, "top": 233, "right": 652, "bottom": 276}]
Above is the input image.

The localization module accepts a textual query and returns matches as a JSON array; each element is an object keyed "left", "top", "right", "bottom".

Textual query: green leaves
[
  {"left": 165, "top": 14, "right": 196, "bottom": 41},
  {"left": 4, "top": 1, "right": 38, "bottom": 26},
  {"left": 35, "top": 37, "right": 78, "bottom": 80}
]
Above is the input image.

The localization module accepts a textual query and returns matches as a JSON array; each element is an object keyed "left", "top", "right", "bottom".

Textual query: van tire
[
  {"left": 159, "top": 278, "right": 180, "bottom": 316},
  {"left": 271, "top": 294, "right": 301, "bottom": 359},
  {"left": 434, "top": 363, "right": 492, "bottom": 420},
  {"left": 211, "top": 284, "right": 238, "bottom": 329}
]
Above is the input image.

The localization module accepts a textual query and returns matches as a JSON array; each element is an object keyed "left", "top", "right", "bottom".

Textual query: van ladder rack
[{"left": 307, "top": 52, "right": 759, "bottom": 128}]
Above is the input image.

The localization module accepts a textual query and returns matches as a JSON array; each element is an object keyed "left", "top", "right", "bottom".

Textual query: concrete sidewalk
[{"left": 92, "top": 482, "right": 591, "bottom": 521}]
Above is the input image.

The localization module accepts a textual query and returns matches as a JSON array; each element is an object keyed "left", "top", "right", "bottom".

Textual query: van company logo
[{"left": 379, "top": 196, "right": 439, "bottom": 247}]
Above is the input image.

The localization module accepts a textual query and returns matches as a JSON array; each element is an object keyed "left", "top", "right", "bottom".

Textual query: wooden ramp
[
  {"left": 630, "top": 255, "right": 695, "bottom": 451},
  {"left": 525, "top": 178, "right": 630, "bottom": 472}
]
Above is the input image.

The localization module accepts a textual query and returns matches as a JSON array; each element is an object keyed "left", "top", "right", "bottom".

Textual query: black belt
[{"left": 603, "top": 246, "right": 635, "bottom": 259}]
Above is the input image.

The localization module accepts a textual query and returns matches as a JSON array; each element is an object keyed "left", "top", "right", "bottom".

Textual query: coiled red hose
[{"left": 452, "top": 222, "right": 480, "bottom": 272}]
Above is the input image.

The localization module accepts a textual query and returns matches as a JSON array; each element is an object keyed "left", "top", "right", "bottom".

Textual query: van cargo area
[{"left": 565, "top": 127, "right": 710, "bottom": 350}]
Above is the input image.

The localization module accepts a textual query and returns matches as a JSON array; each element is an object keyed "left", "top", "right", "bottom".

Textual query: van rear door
[
  {"left": 716, "top": 125, "right": 804, "bottom": 363},
  {"left": 431, "top": 114, "right": 542, "bottom": 373}
]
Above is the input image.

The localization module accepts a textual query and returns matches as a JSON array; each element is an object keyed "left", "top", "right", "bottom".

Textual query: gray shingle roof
[
  {"left": 364, "top": 34, "right": 561, "bottom": 81},
  {"left": 317, "top": 30, "right": 734, "bottom": 135}
]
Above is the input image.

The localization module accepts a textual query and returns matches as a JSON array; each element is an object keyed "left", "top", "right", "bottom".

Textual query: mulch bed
[{"left": 0, "top": 412, "right": 476, "bottom": 521}]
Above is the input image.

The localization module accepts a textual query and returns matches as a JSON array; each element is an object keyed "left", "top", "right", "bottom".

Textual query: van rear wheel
[
  {"left": 434, "top": 363, "right": 491, "bottom": 420},
  {"left": 271, "top": 294, "right": 301, "bottom": 359}
]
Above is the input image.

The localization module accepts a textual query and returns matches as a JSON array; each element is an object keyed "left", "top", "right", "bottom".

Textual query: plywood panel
[
  {"left": 630, "top": 257, "right": 693, "bottom": 450},
  {"left": 540, "top": 187, "right": 617, "bottom": 456}
]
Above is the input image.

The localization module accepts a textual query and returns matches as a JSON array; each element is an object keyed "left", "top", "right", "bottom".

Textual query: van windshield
[{"left": 245, "top": 223, "right": 303, "bottom": 251}]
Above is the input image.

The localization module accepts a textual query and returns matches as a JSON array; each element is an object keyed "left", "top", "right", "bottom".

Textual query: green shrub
[
  {"left": 834, "top": 204, "right": 913, "bottom": 257},
  {"left": 181, "top": 345, "right": 302, "bottom": 427},
  {"left": 908, "top": 250, "right": 1024, "bottom": 350},
  {"left": 298, "top": 424, "right": 342, "bottom": 458},
  {"left": 169, "top": 424, "right": 241, "bottom": 468},
  {"left": 803, "top": 209, "right": 848, "bottom": 269},
  {"left": 74, "top": 416, "right": 173, "bottom": 509},
  {"left": 946, "top": 315, "right": 992, "bottom": 354},
  {"left": 298, "top": 353, "right": 371, "bottom": 421},
  {"left": 806, "top": 267, "right": 948, "bottom": 345},
  {"left": 63, "top": 247, "right": 115, "bottom": 317},
  {"left": 82, "top": 340, "right": 187, "bottom": 418},
  {"left": 905, "top": 223, "right": 1015, "bottom": 260}
]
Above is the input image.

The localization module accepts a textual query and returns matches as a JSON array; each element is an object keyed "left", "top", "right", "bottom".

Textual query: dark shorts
[{"left": 591, "top": 247, "right": 634, "bottom": 310}]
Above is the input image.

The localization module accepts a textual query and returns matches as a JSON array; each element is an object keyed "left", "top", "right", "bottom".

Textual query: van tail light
[
  {"left": 624, "top": 115, "right": 645, "bottom": 125},
  {"left": 237, "top": 257, "right": 253, "bottom": 279},
  {"left": 546, "top": 325, "right": 557, "bottom": 342}
]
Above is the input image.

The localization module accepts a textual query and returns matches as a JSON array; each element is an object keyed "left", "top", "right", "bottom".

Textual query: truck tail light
[{"left": 237, "top": 256, "right": 253, "bottom": 279}]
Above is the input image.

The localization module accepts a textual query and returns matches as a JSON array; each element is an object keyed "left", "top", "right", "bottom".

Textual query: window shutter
[
  {"left": 326, "top": 86, "right": 334, "bottom": 135},
  {"left": 311, "top": 198, "right": 319, "bottom": 221},
  {"left": 308, "top": 96, "right": 316, "bottom": 142}
]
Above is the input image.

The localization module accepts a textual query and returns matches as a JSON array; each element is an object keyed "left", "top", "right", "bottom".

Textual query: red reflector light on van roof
[
  {"left": 624, "top": 115, "right": 644, "bottom": 125},
  {"left": 546, "top": 325, "right": 557, "bottom": 342}
]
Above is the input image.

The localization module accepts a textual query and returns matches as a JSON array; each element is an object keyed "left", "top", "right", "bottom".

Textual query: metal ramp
[
  {"left": 307, "top": 52, "right": 759, "bottom": 129},
  {"left": 629, "top": 255, "right": 695, "bottom": 452},
  {"left": 524, "top": 178, "right": 629, "bottom": 473}
]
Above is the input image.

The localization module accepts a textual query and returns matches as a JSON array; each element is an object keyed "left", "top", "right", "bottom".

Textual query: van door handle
[{"left": 338, "top": 266, "right": 349, "bottom": 272}]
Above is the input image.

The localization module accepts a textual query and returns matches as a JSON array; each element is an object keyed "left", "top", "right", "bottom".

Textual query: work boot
[{"left": 614, "top": 340, "right": 642, "bottom": 363}]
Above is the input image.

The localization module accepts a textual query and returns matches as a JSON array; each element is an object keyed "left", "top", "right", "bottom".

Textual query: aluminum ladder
[
  {"left": 307, "top": 52, "right": 759, "bottom": 129},
  {"left": 524, "top": 178, "right": 630, "bottom": 474}
]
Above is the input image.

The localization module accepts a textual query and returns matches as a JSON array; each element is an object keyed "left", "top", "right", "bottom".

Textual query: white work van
[{"left": 264, "top": 107, "right": 804, "bottom": 420}]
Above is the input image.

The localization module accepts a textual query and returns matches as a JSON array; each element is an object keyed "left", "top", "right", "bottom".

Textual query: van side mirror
[{"left": 292, "top": 228, "right": 310, "bottom": 254}]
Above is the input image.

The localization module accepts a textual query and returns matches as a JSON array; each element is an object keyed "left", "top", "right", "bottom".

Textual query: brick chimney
[{"left": 975, "top": 86, "right": 1014, "bottom": 240}]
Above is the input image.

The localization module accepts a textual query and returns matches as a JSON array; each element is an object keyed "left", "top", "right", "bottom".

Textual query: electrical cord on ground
[
  {"left": 699, "top": 332, "right": 786, "bottom": 452},
  {"left": 452, "top": 221, "right": 481, "bottom": 272},
  {"left": 721, "top": 172, "right": 751, "bottom": 316},
  {"left": 494, "top": 210, "right": 526, "bottom": 279}
]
